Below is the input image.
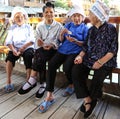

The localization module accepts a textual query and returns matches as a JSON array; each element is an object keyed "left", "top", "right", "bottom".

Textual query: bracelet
[{"left": 97, "top": 59, "right": 103, "bottom": 65}]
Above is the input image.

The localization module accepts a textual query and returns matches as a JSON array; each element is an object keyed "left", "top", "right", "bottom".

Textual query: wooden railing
[
  {"left": 0, "top": 16, "right": 120, "bottom": 61},
  {"left": 0, "top": 16, "right": 120, "bottom": 56},
  {"left": 0, "top": 21, "right": 9, "bottom": 54}
]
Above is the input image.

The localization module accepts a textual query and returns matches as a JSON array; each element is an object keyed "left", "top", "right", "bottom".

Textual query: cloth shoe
[
  {"left": 18, "top": 82, "right": 37, "bottom": 95},
  {"left": 84, "top": 99, "right": 97, "bottom": 118},
  {"left": 36, "top": 86, "right": 46, "bottom": 99}
]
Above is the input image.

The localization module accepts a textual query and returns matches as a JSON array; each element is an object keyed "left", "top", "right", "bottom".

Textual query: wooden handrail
[
  {"left": 0, "top": 16, "right": 120, "bottom": 24},
  {"left": 109, "top": 16, "right": 120, "bottom": 24},
  {"left": 109, "top": 16, "right": 120, "bottom": 32},
  {"left": 0, "top": 16, "right": 120, "bottom": 55}
]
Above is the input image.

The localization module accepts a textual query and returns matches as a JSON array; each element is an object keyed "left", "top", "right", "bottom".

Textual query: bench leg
[
  {"left": 118, "top": 74, "right": 120, "bottom": 86},
  {"left": 109, "top": 72, "right": 112, "bottom": 84}
]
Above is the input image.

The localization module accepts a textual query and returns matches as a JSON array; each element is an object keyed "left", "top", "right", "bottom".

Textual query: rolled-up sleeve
[{"left": 107, "top": 25, "right": 118, "bottom": 55}]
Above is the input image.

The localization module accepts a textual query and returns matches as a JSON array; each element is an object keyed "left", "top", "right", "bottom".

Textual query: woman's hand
[
  {"left": 66, "top": 35, "right": 76, "bottom": 42},
  {"left": 43, "top": 44, "right": 53, "bottom": 50},
  {"left": 74, "top": 55, "right": 83, "bottom": 64},
  {"left": 19, "top": 46, "right": 25, "bottom": 53},
  {"left": 13, "top": 49, "right": 21, "bottom": 56},
  {"left": 61, "top": 28, "right": 69, "bottom": 35},
  {"left": 38, "top": 39, "right": 44, "bottom": 46},
  {"left": 92, "top": 61, "right": 103, "bottom": 69},
  {"left": 12, "top": 49, "right": 18, "bottom": 56},
  {"left": 17, "top": 51, "right": 21, "bottom": 56},
  {"left": 59, "top": 28, "right": 69, "bottom": 42}
]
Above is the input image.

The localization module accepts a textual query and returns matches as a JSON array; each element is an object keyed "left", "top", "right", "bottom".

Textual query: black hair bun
[{"left": 46, "top": 2, "right": 54, "bottom": 8}]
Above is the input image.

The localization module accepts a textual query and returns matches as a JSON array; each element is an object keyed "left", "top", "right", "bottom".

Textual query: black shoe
[
  {"left": 80, "top": 103, "right": 85, "bottom": 113},
  {"left": 18, "top": 82, "right": 37, "bottom": 95},
  {"left": 35, "top": 86, "right": 45, "bottom": 99},
  {"left": 84, "top": 100, "right": 97, "bottom": 118}
]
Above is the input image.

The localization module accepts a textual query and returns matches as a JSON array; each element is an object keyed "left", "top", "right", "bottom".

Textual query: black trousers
[
  {"left": 32, "top": 47, "right": 56, "bottom": 83},
  {"left": 46, "top": 52, "right": 78, "bottom": 92},
  {"left": 72, "top": 63, "right": 113, "bottom": 100},
  {"left": 6, "top": 48, "right": 34, "bottom": 69}
]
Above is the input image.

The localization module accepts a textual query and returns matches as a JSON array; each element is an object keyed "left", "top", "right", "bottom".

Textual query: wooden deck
[{"left": 0, "top": 66, "right": 120, "bottom": 119}]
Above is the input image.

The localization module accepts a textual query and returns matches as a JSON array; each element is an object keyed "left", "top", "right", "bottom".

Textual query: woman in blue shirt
[{"left": 38, "top": 7, "right": 89, "bottom": 113}]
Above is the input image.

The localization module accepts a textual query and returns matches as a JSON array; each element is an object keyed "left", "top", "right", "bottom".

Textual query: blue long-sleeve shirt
[{"left": 58, "top": 22, "right": 88, "bottom": 54}]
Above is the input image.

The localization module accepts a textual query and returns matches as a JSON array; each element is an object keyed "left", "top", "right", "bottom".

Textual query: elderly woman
[
  {"left": 5, "top": 7, "right": 35, "bottom": 92},
  {"left": 38, "top": 6, "right": 89, "bottom": 113},
  {"left": 18, "top": 2, "right": 63, "bottom": 99},
  {"left": 72, "top": 0, "right": 118, "bottom": 118}
]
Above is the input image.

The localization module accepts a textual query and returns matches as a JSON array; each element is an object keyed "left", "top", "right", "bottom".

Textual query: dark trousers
[
  {"left": 32, "top": 47, "right": 56, "bottom": 83},
  {"left": 72, "top": 63, "right": 113, "bottom": 100},
  {"left": 6, "top": 48, "right": 34, "bottom": 69},
  {"left": 46, "top": 52, "right": 78, "bottom": 92}
]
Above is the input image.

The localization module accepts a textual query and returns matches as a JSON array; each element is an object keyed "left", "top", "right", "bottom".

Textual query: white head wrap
[
  {"left": 11, "top": 6, "right": 28, "bottom": 20},
  {"left": 67, "top": 5, "right": 85, "bottom": 20},
  {"left": 90, "top": 0, "right": 110, "bottom": 23}
]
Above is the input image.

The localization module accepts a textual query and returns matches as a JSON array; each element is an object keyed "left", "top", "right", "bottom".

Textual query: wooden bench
[
  {"left": 0, "top": 17, "right": 120, "bottom": 96},
  {"left": 107, "top": 17, "right": 120, "bottom": 88}
]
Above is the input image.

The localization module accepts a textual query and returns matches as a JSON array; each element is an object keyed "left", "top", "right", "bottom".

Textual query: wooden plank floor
[{"left": 0, "top": 66, "right": 120, "bottom": 119}]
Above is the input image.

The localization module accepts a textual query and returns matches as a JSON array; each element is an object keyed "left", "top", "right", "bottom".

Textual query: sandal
[
  {"left": 38, "top": 99, "right": 55, "bottom": 113},
  {"left": 5, "top": 84, "right": 14, "bottom": 93},
  {"left": 84, "top": 100, "right": 97, "bottom": 118},
  {"left": 62, "top": 87, "right": 74, "bottom": 97}
]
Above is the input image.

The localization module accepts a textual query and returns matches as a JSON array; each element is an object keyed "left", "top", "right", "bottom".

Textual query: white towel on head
[
  {"left": 67, "top": 4, "right": 85, "bottom": 21},
  {"left": 11, "top": 6, "right": 28, "bottom": 20}
]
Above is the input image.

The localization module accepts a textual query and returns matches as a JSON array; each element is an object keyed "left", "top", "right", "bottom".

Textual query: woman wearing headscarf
[
  {"left": 72, "top": 0, "right": 118, "bottom": 118},
  {"left": 38, "top": 6, "right": 89, "bottom": 113},
  {"left": 5, "top": 6, "right": 35, "bottom": 92}
]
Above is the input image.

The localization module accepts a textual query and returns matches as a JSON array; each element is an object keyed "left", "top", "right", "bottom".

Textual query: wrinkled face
[
  {"left": 14, "top": 12, "right": 25, "bottom": 26},
  {"left": 88, "top": 11, "right": 99, "bottom": 25},
  {"left": 43, "top": 7, "right": 55, "bottom": 22},
  {"left": 71, "top": 13, "right": 83, "bottom": 25}
]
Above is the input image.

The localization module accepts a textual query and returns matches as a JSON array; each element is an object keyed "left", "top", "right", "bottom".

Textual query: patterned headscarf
[{"left": 90, "top": 0, "right": 110, "bottom": 23}]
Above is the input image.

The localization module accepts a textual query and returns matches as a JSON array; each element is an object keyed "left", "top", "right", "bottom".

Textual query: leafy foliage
[{"left": 54, "top": 0, "right": 70, "bottom": 10}]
